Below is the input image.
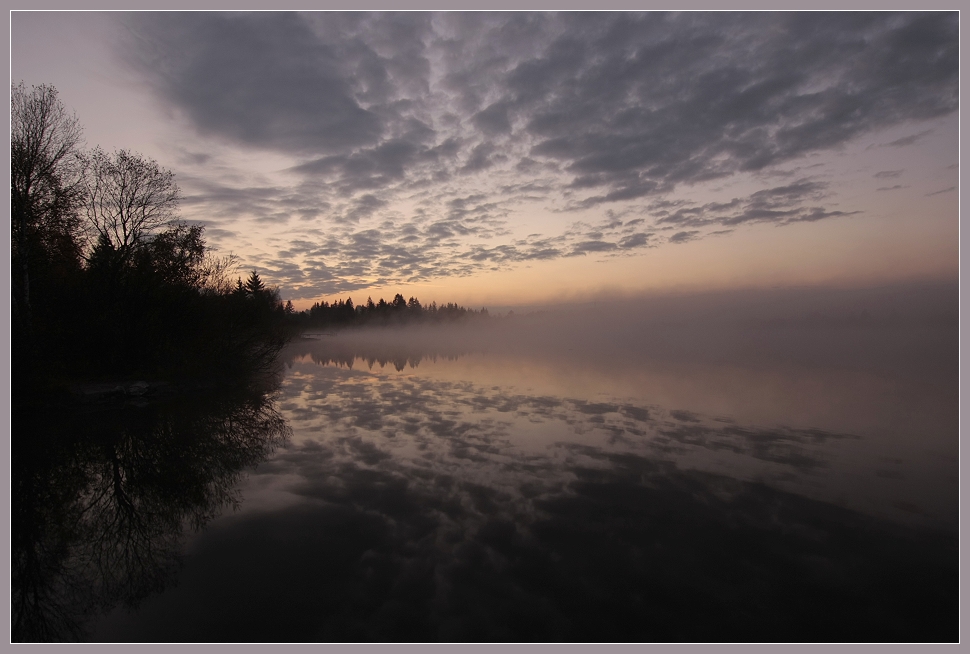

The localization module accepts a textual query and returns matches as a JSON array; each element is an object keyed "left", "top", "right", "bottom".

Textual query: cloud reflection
[
  {"left": 282, "top": 342, "right": 861, "bottom": 474},
  {"left": 101, "top": 398, "right": 955, "bottom": 640},
  {"left": 92, "top": 282, "right": 957, "bottom": 641}
]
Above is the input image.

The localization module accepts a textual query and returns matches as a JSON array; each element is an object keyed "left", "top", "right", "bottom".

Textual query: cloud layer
[{"left": 119, "top": 12, "right": 958, "bottom": 298}]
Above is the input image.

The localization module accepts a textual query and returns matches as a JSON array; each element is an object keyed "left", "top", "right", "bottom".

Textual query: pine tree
[{"left": 244, "top": 270, "right": 265, "bottom": 296}]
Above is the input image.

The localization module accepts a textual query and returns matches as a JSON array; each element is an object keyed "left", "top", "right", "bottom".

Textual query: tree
[
  {"left": 244, "top": 270, "right": 265, "bottom": 296},
  {"left": 11, "top": 83, "right": 85, "bottom": 319},
  {"left": 84, "top": 147, "right": 180, "bottom": 263},
  {"left": 10, "top": 83, "right": 296, "bottom": 390},
  {"left": 141, "top": 222, "right": 207, "bottom": 289}
]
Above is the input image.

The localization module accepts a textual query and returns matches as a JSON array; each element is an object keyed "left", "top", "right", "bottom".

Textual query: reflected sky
[
  {"left": 89, "top": 284, "right": 957, "bottom": 642},
  {"left": 270, "top": 342, "right": 954, "bottom": 530}
]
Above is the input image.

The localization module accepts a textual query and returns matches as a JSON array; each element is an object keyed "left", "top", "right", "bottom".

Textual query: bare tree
[
  {"left": 199, "top": 252, "right": 240, "bottom": 295},
  {"left": 84, "top": 148, "right": 180, "bottom": 260},
  {"left": 11, "top": 82, "right": 85, "bottom": 317}
]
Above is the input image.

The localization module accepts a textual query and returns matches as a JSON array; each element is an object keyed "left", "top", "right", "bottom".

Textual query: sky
[{"left": 10, "top": 11, "right": 959, "bottom": 309}]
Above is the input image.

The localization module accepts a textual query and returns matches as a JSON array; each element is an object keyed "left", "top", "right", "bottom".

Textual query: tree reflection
[
  {"left": 12, "top": 379, "right": 289, "bottom": 642},
  {"left": 286, "top": 336, "right": 469, "bottom": 372}
]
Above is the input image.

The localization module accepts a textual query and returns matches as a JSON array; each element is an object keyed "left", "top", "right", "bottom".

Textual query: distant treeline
[
  {"left": 12, "top": 83, "right": 291, "bottom": 397},
  {"left": 13, "top": 83, "right": 491, "bottom": 398},
  {"left": 292, "top": 293, "right": 488, "bottom": 329}
]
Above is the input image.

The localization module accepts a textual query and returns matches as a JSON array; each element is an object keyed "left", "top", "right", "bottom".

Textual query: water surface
[{"left": 16, "top": 283, "right": 959, "bottom": 642}]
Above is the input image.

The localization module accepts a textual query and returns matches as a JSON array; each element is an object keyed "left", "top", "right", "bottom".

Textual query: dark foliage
[
  {"left": 294, "top": 292, "right": 488, "bottom": 330},
  {"left": 11, "top": 83, "right": 85, "bottom": 327},
  {"left": 13, "top": 214, "right": 291, "bottom": 397},
  {"left": 11, "top": 83, "right": 293, "bottom": 399},
  {"left": 69, "top": 227, "right": 291, "bottom": 382}
]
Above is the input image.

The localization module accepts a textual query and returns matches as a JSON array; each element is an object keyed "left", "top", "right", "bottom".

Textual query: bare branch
[
  {"left": 83, "top": 148, "right": 180, "bottom": 258},
  {"left": 11, "top": 82, "right": 86, "bottom": 312}
]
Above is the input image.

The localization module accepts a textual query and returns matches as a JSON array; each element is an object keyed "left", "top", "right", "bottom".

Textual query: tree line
[
  {"left": 294, "top": 293, "right": 488, "bottom": 328},
  {"left": 11, "top": 82, "right": 489, "bottom": 398},
  {"left": 11, "top": 82, "right": 290, "bottom": 397}
]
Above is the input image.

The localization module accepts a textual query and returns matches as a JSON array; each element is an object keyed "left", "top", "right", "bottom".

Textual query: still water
[{"left": 14, "top": 286, "right": 959, "bottom": 642}]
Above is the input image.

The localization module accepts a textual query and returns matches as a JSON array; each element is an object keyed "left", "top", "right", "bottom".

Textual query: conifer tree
[{"left": 244, "top": 270, "right": 265, "bottom": 296}]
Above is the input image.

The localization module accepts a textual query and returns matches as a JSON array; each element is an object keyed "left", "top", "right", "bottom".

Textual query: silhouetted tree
[
  {"left": 244, "top": 270, "right": 266, "bottom": 297},
  {"left": 140, "top": 223, "right": 206, "bottom": 289},
  {"left": 84, "top": 147, "right": 179, "bottom": 264},
  {"left": 11, "top": 83, "right": 85, "bottom": 324},
  {"left": 11, "top": 84, "right": 297, "bottom": 385},
  {"left": 293, "top": 293, "right": 489, "bottom": 330}
]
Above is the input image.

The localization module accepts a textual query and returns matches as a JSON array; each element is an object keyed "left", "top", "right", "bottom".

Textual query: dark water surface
[{"left": 14, "top": 285, "right": 959, "bottom": 642}]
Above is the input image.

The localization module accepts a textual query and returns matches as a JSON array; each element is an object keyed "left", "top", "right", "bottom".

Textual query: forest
[
  {"left": 11, "top": 83, "right": 487, "bottom": 401},
  {"left": 11, "top": 83, "right": 292, "bottom": 399},
  {"left": 293, "top": 294, "right": 488, "bottom": 329}
]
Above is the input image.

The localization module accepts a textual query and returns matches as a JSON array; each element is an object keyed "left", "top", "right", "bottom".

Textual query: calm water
[{"left": 14, "top": 285, "right": 959, "bottom": 642}]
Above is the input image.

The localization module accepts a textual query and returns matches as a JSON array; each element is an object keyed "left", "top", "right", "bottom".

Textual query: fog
[
  {"left": 297, "top": 279, "right": 957, "bottom": 378},
  {"left": 284, "top": 279, "right": 957, "bottom": 530}
]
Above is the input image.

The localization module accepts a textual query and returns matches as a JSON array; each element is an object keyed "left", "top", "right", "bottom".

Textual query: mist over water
[
  {"left": 75, "top": 280, "right": 957, "bottom": 641},
  {"left": 297, "top": 278, "right": 957, "bottom": 378},
  {"left": 281, "top": 280, "right": 957, "bottom": 526}
]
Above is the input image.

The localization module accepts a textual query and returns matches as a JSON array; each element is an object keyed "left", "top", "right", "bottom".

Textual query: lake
[{"left": 13, "top": 283, "right": 959, "bottom": 642}]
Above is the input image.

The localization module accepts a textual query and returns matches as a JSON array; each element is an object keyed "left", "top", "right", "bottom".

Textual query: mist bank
[
  {"left": 287, "top": 278, "right": 957, "bottom": 528},
  {"left": 295, "top": 279, "right": 957, "bottom": 380}
]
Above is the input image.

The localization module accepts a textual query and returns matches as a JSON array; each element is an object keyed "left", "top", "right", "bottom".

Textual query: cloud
[
  {"left": 460, "top": 141, "right": 499, "bottom": 173},
  {"left": 257, "top": 174, "right": 863, "bottom": 298},
  {"left": 652, "top": 179, "right": 858, "bottom": 231},
  {"left": 472, "top": 101, "right": 513, "bottom": 136},
  {"left": 883, "top": 129, "right": 933, "bottom": 148},
  {"left": 112, "top": 12, "right": 956, "bottom": 297},
  {"left": 507, "top": 13, "right": 957, "bottom": 202},
  {"left": 669, "top": 231, "right": 700, "bottom": 244},
  {"left": 618, "top": 233, "right": 650, "bottom": 249},
  {"left": 125, "top": 12, "right": 956, "bottom": 195},
  {"left": 570, "top": 240, "right": 618, "bottom": 255},
  {"left": 123, "top": 13, "right": 391, "bottom": 154}
]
